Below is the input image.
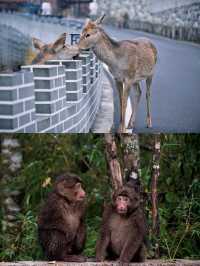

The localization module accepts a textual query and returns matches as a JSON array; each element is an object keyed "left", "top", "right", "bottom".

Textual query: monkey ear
[
  {"left": 52, "top": 33, "right": 67, "bottom": 52},
  {"left": 95, "top": 14, "right": 106, "bottom": 25},
  {"left": 32, "top": 37, "right": 45, "bottom": 51}
]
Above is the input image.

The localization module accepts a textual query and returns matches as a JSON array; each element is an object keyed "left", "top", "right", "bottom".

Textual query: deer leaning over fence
[
  {"left": 31, "top": 33, "right": 79, "bottom": 64},
  {"left": 78, "top": 15, "right": 157, "bottom": 132}
]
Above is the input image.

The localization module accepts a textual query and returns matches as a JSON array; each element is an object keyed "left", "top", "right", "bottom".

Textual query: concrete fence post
[
  {"left": 21, "top": 65, "right": 66, "bottom": 115},
  {"left": 74, "top": 54, "right": 91, "bottom": 93},
  {"left": 46, "top": 60, "right": 83, "bottom": 102},
  {"left": 0, "top": 71, "right": 36, "bottom": 132}
]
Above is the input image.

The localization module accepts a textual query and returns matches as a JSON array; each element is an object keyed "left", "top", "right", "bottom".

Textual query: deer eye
[{"left": 85, "top": 34, "right": 90, "bottom": 38}]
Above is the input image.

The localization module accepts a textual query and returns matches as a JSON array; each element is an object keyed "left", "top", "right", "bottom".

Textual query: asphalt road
[{"left": 105, "top": 26, "right": 200, "bottom": 133}]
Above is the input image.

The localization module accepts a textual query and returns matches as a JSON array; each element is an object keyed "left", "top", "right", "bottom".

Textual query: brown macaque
[
  {"left": 38, "top": 173, "right": 87, "bottom": 262},
  {"left": 96, "top": 181, "right": 147, "bottom": 263}
]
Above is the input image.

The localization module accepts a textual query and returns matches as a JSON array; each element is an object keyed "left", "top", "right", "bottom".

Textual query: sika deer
[
  {"left": 31, "top": 33, "right": 79, "bottom": 64},
  {"left": 78, "top": 15, "right": 157, "bottom": 132}
]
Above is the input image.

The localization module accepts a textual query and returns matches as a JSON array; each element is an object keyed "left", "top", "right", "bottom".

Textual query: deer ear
[
  {"left": 84, "top": 18, "right": 91, "bottom": 27},
  {"left": 52, "top": 33, "right": 67, "bottom": 52},
  {"left": 95, "top": 14, "right": 106, "bottom": 25},
  {"left": 32, "top": 37, "right": 45, "bottom": 50}
]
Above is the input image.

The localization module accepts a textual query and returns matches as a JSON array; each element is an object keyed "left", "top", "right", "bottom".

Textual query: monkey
[
  {"left": 96, "top": 181, "right": 147, "bottom": 263},
  {"left": 37, "top": 173, "right": 87, "bottom": 262}
]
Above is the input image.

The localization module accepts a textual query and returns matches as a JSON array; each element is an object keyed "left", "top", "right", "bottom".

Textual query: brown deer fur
[
  {"left": 31, "top": 33, "right": 79, "bottom": 64},
  {"left": 78, "top": 15, "right": 157, "bottom": 132}
]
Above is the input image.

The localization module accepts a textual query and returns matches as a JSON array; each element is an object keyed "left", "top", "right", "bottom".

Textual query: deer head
[
  {"left": 78, "top": 14, "right": 106, "bottom": 51},
  {"left": 31, "top": 33, "right": 67, "bottom": 64}
]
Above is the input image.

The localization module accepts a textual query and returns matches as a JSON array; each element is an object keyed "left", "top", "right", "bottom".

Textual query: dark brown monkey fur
[
  {"left": 96, "top": 181, "right": 147, "bottom": 263},
  {"left": 38, "top": 173, "right": 87, "bottom": 262}
]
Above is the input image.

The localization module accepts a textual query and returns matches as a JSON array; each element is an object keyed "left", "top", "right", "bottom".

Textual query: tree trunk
[
  {"left": 151, "top": 134, "right": 161, "bottom": 257},
  {"left": 120, "top": 133, "right": 141, "bottom": 190},
  {"left": 1, "top": 135, "right": 22, "bottom": 234},
  {"left": 104, "top": 134, "right": 123, "bottom": 191}
]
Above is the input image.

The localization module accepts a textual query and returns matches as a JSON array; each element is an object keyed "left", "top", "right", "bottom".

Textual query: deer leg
[
  {"left": 119, "top": 81, "right": 131, "bottom": 133},
  {"left": 146, "top": 76, "right": 153, "bottom": 128},
  {"left": 115, "top": 80, "right": 123, "bottom": 132},
  {"left": 127, "top": 82, "right": 142, "bottom": 129}
]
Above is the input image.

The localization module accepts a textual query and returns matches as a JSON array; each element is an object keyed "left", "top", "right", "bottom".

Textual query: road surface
[{"left": 105, "top": 26, "right": 200, "bottom": 133}]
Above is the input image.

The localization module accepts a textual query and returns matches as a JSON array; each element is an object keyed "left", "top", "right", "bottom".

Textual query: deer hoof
[
  {"left": 117, "top": 125, "right": 125, "bottom": 133},
  {"left": 127, "top": 121, "right": 134, "bottom": 129},
  {"left": 147, "top": 117, "right": 152, "bottom": 128}
]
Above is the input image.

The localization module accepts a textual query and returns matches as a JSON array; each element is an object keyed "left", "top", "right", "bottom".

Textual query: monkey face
[
  {"left": 55, "top": 174, "right": 86, "bottom": 203},
  {"left": 73, "top": 182, "right": 86, "bottom": 202},
  {"left": 58, "top": 181, "right": 86, "bottom": 202},
  {"left": 113, "top": 185, "right": 140, "bottom": 215},
  {"left": 115, "top": 195, "right": 130, "bottom": 215}
]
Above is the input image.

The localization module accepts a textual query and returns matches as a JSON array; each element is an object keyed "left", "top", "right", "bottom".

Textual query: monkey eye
[
  {"left": 85, "top": 33, "right": 90, "bottom": 38},
  {"left": 75, "top": 183, "right": 81, "bottom": 189},
  {"left": 117, "top": 196, "right": 123, "bottom": 201},
  {"left": 123, "top": 196, "right": 129, "bottom": 202}
]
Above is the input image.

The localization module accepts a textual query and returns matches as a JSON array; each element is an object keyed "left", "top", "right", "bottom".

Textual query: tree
[{"left": 0, "top": 135, "right": 22, "bottom": 260}]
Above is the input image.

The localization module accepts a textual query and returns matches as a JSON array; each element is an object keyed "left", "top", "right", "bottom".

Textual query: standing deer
[
  {"left": 31, "top": 33, "right": 79, "bottom": 64},
  {"left": 78, "top": 15, "right": 157, "bottom": 132}
]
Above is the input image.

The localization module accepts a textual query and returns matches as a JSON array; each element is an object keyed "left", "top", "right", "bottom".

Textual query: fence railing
[
  {"left": 0, "top": 54, "right": 102, "bottom": 133},
  {"left": 0, "top": 23, "right": 103, "bottom": 133}
]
